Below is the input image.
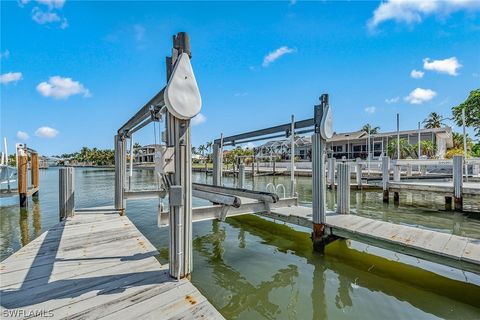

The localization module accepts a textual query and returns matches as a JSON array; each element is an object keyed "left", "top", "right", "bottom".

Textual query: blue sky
[{"left": 1, "top": 0, "right": 479, "bottom": 156}]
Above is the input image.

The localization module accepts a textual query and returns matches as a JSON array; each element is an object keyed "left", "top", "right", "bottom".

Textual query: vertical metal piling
[
  {"left": 114, "top": 135, "right": 126, "bottom": 214},
  {"left": 212, "top": 141, "right": 223, "bottom": 186},
  {"left": 382, "top": 156, "right": 390, "bottom": 203},
  {"left": 327, "top": 157, "right": 336, "bottom": 189},
  {"left": 290, "top": 115, "right": 296, "bottom": 197},
  {"left": 312, "top": 94, "right": 330, "bottom": 252},
  {"left": 59, "top": 167, "right": 75, "bottom": 221},
  {"left": 453, "top": 155, "right": 463, "bottom": 211},
  {"left": 355, "top": 158, "right": 362, "bottom": 189},
  {"left": 336, "top": 163, "right": 350, "bottom": 214},
  {"left": 238, "top": 163, "right": 245, "bottom": 189}
]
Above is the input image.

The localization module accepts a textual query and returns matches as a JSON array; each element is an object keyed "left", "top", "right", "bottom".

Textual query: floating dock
[{"left": 0, "top": 209, "right": 224, "bottom": 319}]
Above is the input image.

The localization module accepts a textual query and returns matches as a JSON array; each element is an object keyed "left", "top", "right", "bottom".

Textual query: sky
[{"left": 1, "top": 0, "right": 479, "bottom": 156}]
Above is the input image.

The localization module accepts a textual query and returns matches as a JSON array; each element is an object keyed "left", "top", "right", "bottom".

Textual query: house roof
[{"left": 326, "top": 130, "right": 368, "bottom": 142}]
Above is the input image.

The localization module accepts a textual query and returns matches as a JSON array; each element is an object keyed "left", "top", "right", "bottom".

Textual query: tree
[
  {"left": 452, "top": 89, "right": 480, "bottom": 138},
  {"left": 422, "top": 112, "right": 445, "bottom": 129},
  {"left": 387, "top": 138, "right": 414, "bottom": 158},
  {"left": 191, "top": 146, "right": 197, "bottom": 155},
  {"left": 198, "top": 145, "right": 206, "bottom": 157},
  {"left": 452, "top": 132, "right": 473, "bottom": 150},
  {"left": 361, "top": 124, "right": 380, "bottom": 134}
]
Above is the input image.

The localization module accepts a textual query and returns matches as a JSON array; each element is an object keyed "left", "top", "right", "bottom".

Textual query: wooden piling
[
  {"left": 59, "top": 167, "right": 75, "bottom": 221},
  {"left": 382, "top": 156, "right": 390, "bottom": 203},
  {"left": 31, "top": 152, "right": 39, "bottom": 197},
  {"left": 336, "top": 163, "right": 350, "bottom": 214},
  {"left": 18, "top": 155, "right": 28, "bottom": 208},
  {"left": 453, "top": 155, "right": 463, "bottom": 211}
]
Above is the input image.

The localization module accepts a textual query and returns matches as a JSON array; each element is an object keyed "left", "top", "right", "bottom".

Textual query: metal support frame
[
  {"left": 311, "top": 94, "right": 331, "bottom": 252},
  {"left": 114, "top": 32, "right": 197, "bottom": 280},
  {"left": 114, "top": 135, "right": 126, "bottom": 214}
]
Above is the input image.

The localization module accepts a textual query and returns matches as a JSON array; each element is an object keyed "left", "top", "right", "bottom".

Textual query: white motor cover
[
  {"left": 165, "top": 53, "right": 202, "bottom": 120},
  {"left": 320, "top": 105, "right": 333, "bottom": 140}
]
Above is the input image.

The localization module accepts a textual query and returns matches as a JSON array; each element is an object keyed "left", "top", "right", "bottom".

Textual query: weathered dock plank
[
  {"left": 0, "top": 212, "right": 224, "bottom": 320},
  {"left": 264, "top": 206, "right": 480, "bottom": 274},
  {"left": 388, "top": 181, "right": 480, "bottom": 196}
]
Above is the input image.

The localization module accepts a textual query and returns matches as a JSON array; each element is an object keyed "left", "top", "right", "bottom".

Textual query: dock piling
[
  {"left": 336, "top": 163, "right": 350, "bottom": 214},
  {"left": 18, "top": 154, "right": 28, "bottom": 208},
  {"left": 114, "top": 134, "right": 126, "bottom": 214},
  {"left": 393, "top": 163, "right": 400, "bottom": 204},
  {"left": 382, "top": 156, "right": 390, "bottom": 203},
  {"left": 453, "top": 155, "right": 463, "bottom": 211},
  {"left": 327, "top": 157, "right": 336, "bottom": 189},
  {"left": 238, "top": 163, "right": 245, "bottom": 189},
  {"left": 355, "top": 158, "right": 362, "bottom": 189},
  {"left": 31, "top": 152, "right": 39, "bottom": 198},
  {"left": 59, "top": 167, "right": 75, "bottom": 221},
  {"left": 212, "top": 140, "right": 223, "bottom": 186}
]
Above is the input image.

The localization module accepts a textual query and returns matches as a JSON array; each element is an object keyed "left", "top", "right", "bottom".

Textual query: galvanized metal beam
[
  {"left": 214, "top": 118, "right": 314, "bottom": 145},
  {"left": 193, "top": 183, "right": 279, "bottom": 203},
  {"left": 158, "top": 197, "right": 298, "bottom": 226}
]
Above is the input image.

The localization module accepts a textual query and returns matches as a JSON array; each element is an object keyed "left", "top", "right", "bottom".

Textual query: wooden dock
[
  {"left": 387, "top": 180, "right": 480, "bottom": 196},
  {"left": 257, "top": 205, "right": 480, "bottom": 274},
  {"left": 0, "top": 210, "right": 224, "bottom": 319}
]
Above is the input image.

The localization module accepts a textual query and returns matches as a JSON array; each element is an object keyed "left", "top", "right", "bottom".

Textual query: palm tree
[
  {"left": 191, "top": 146, "right": 197, "bottom": 155},
  {"left": 423, "top": 112, "right": 445, "bottom": 129},
  {"left": 361, "top": 124, "right": 380, "bottom": 134},
  {"left": 387, "top": 138, "right": 414, "bottom": 159},
  {"left": 206, "top": 142, "right": 213, "bottom": 154},
  {"left": 198, "top": 145, "right": 206, "bottom": 157},
  {"left": 452, "top": 132, "right": 473, "bottom": 149}
]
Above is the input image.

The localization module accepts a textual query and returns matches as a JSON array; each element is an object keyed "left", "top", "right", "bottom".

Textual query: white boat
[{"left": 0, "top": 138, "right": 17, "bottom": 187}]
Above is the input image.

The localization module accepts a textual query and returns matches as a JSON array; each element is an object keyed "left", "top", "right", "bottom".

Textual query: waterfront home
[{"left": 255, "top": 127, "right": 453, "bottom": 160}]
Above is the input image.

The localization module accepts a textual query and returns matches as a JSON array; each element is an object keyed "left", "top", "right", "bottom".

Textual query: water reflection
[{"left": 192, "top": 215, "right": 480, "bottom": 319}]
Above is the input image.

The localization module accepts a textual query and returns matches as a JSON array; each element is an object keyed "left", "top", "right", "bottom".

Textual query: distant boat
[
  {"left": 0, "top": 164, "right": 17, "bottom": 185},
  {"left": 1, "top": 138, "right": 17, "bottom": 187}
]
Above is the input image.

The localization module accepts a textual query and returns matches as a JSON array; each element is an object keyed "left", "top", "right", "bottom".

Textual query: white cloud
[
  {"left": 191, "top": 113, "right": 207, "bottom": 126},
  {"left": 404, "top": 88, "right": 437, "bottom": 104},
  {"left": 0, "top": 72, "right": 23, "bottom": 84},
  {"left": 16, "top": 131, "right": 29, "bottom": 140},
  {"left": 423, "top": 57, "right": 461, "bottom": 76},
  {"left": 262, "top": 46, "right": 296, "bottom": 67},
  {"left": 32, "top": 7, "right": 61, "bottom": 24},
  {"left": 385, "top": 96, "right": 400, "bottom": 104},
  {"left": 364, "top": 106, "right": 376, "bottom": 114},
  {"left": 36, "top": 76, "right": 91, "bottom": 99},
  {"left": 35, "top": 126, "right": 59, "bottom": 138},
  {"left": 133, "top": 24, "right": 145, "bottom": 41},
  {"left": 410, "top": 69, "right": 424, "bottom": 79},
  {"left": 368, "top": 0, "right": 480, "bottom": 29},
  {"left": 60, "top": 18, "right": 68, "bottom": 29},
  {"left": 246, "top": 142, "right": 256, "bottom": 149},
  {"left": 0, "top": 50, "right": 10, "bottom": 59},
  {"left": 36, "top": 0, "right": 65, "bottom": 9}
]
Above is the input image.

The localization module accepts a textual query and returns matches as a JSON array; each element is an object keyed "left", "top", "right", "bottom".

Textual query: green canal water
[{"left": 1, "top": 167, "right": 480, "bottom": 319}]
